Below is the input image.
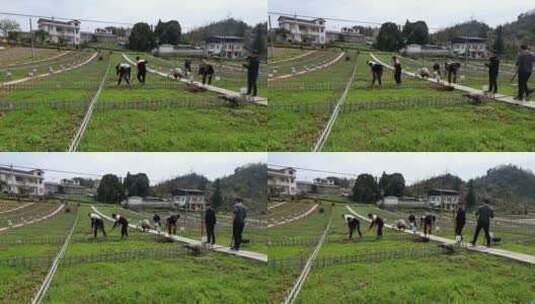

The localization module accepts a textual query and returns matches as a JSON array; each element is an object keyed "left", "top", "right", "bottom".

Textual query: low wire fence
[
  {"left": 267, "top": 233, "right": 415, "bottom": 247},
  {"left": 0, "top": 246, "right": 198, "bottom": 268},
  {"left": 269, "top": 246, "right": 452, "bottom": 271}
]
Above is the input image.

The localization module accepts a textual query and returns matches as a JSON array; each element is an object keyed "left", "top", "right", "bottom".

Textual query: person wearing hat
[{"left": 243, "top": 50, "right": 260, "bottom": 96}]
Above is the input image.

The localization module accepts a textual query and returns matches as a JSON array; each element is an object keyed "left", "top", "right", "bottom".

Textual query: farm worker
[
  {"left": 139, "top": 219, "right": 152, "bottom": 231},
  {"left": 368, "top": 61, "right": 384, "bottom": 87},
  {"left": 445, "top": 61, "right": 461, "bottom": 84},
  {"left": 455, "top": 205, "right": 466, "bottom": 245},
  {"left": 111, "top": 213, "right": 129, "bottom": 239},
  {"left": 432, "top": 62, "right": 442, "bottom": 79},
  {"left": 408, "top": 214, "right": 417, "bottom": 234},
  {"left": 422, "top": 214, "right": 435, "bottom": 238},
  {"left": 204, "top": 203, "right": 217, "bottom": 245},
  {"left": 470, "top": 200, "right": 494, "bottom": 247},
  {"left": 172, "top": 68, "right": 185, "bottom": 79},
  {"left": 342, "top": 214, "right": 361, "bottom": 240},
  {"left": 88, "top": 212, "right": 107, "bottom": 239},
  {"left": 244, "top": 50, "right": 260, "bottom": 96},
  {"left": 153, "top": 214, "right": 161, "bottom": 232},
  {"left": 184, "top": 59, "right": 192, "bottom": 76},
  {"left": 417, "top": 67, "right": 431, "bottom": 78},
  {"left": 135, "top": 56, "right": 148, "bottom": 84},
  {"left": 394, "top": 219, "right": 407, "bottom": 230},
  {"left": 485, "top": 51, "right": 500, "bottom": 95},
  {"left": 231, "top": 199, "right": 247, "bottom": 250},
  {"left": 392, "top": 56, "right": 402, "bottom": 85},
  {"left": 367, "top": 213, "right": 384, "bottom": 240},
  {"left": 166, "top": 214, "right": 180, "bottom": 235},
  {"left": 115, "top": 62, "right": 131, "bottom": 86},
  {"left": 198, "top": 59, "right": 214, "bottom": 85},
  {"left": 513, "top": 45, "right": 535, "bottom": 101}
]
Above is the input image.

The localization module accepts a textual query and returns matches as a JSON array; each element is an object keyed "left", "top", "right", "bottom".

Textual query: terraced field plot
[
  {"left": 0, "top": 202, "right": 273, "bottom": 303},
  {"left": 0, "top": 47, "right": 69, "bottom": 67},
  {"left": 0, "top": 51, "right": 267, "bottom": 151},
  {"left": 266, "top": 200, "right": 535, "bottom": 303},
  {"left": 267, "top": 48, "right": 356, "bottom": 151}
]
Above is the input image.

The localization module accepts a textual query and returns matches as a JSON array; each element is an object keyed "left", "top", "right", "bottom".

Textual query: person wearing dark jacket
[
  {"left": 184, "top": 59, "right": 192, "bottom": 76},
  {"left": 166, "top": 214, "right": 180, "bottom": 235},
  {"left": 368, "top": 61, "right": 384, "bottom": 87},
  {"left": 513, "top": 45, "right": 535, "bottom": 101},
  {"left": 408, "top": 214, "right": 417, "bottom": 234},
  {"left": 343, "top": 214, "right": 361, "bottom": 240},
  {"left": 433, "top": 63, "right": 442, "bottom": 78},
  {"left": 204, "top": 204, "right": 217, "bottom": 245},
  {"left": 153, "top": 214, "right": 161, "bottom": 232},
  {"left": 231, "top": 199, "right": 247, "bottom": 250},
  {"left": 446, "top": 62, "right": 461, "bottom": 84},
  {"left": 470, "top": 200, "right": 494, "bottom": 247},
  {"left": 199, "top": 59, "right": 214, "bottom": 85},
  {"left": 485, "top": 52, "right": 500, "bottom": 94},
  {"left": 89, "top": 212, "right": 107, "bottom": 239},
  {"left": 244, "top": 51, "right": 260, "bottom": 96},
  {"left": 392, "top": 56, "right": 402, "bottom": 85},
  {"left": 455, "top": 205, "right": 466, "bottom": 245},
  {"left": 111, "top": 213, "right": 128, "bottom": 239},
  {"left": 135, "top": 56, "right": 147, "bottom": 84},
  {"left": 367, "top": 213, "right": 384, "bottom": 240},
  {"left": 422, "top": 214, "right": 436, "bottom": 238}
]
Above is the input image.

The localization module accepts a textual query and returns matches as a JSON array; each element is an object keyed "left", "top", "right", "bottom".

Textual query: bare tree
[{"left": 0, "top": 19, "right": 21, "bottom": 37}]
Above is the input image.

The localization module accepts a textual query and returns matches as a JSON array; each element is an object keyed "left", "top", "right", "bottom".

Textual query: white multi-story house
[
  {"left": 205, "top": 36, "right": 245, "bottom": 58},
  {"left": 37, "top": 18, "right": 81, "bottom": 45},
  {"left": 427, "top": 189, "right": 460, "bottom": 211},
  {"left": 171, "top": 189, "right": 207, "bottom": 211},
  {"left": 268, "top": 167, "right": 297, "bottom": 196},
  {"left": 278, "top": 16, "right": 326, "bottom": 45},
  {"left": 450, "top": 36, "right": 488, "bottom": 59},
  {"left": 0, "top": 166, "right": 45, "bottom": 196}
]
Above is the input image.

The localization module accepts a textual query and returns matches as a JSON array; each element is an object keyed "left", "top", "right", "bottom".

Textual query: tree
[
  {"left": 493, "top": 25, "right": 505, "bottom": 56},
  {"left": 379, "top": 172, "right": 405, "bottom": 197},
  {"left": 128, "top": 22, "right": 156, "bottom": 51},
  {"left": 34, "top": 29, "right": 49, "bottom": 44},
  {"left": 124, "top": 172, "right": 150, "bottom": 197},
  {"left": 97, "top": 174, "right": 124, "bottom": 203},
  {"left": 465, "top": 180, "right": 476, "bottom": 210},
  {"left": 402, "top": 20, "right": 429, "bottom": 45},
  {"left": 155, "top": 20, "right": 182, "bottom": 45},
  {"left": 0, "top": 19, "right": 20, "bottom": 37},
  {"left": 375, "top": 22, "right": 404, "bottom": 52},
  {"left": 211, "top": 178, "right": 224, "bottom": 210},
  {"left": 352, "top": 174, "right": 380, "bottom": 203}
]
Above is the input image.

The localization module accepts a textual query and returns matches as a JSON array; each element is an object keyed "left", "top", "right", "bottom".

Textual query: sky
[
  {"left": 269, "top": 0, "right": 534, "bottom": 32},
  {"left": 0, "top": 153, "right": 266, "bottom": 185},
  {"left": 269, "top": 153, "right": 535, "bottom": 185},
  {"left": 0, "top": 0, "right": 267, "bottom": 32}
]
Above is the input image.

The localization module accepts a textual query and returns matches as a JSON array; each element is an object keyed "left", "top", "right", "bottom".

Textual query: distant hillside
[
  {"left": 501, "top": 10, "right": 535, "bottom": 49},
  {"left": 150, "top": 163, "right": 266, "bottom": 212},
  {"left": 406, "top": 165, "right": 535, "bottom": 212},
  {"left": 185, "top": 18, "right": 250, "bottom": 44},
  {"left": 431, "top": 20, "right": 491, "bottom": 45}
]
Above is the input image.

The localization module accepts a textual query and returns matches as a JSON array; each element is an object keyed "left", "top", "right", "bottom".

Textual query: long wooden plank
[
  {"left": 91, "top": 205, "right": 267, "bottom": 263},
  {"left": 345, "top": 205, "right": 535, "bottom": 265},
  {"left": 0, "top": 202, "right": 34, "bottom": 214},
  {"left": 0, "top": 204, "right": 65, "bottom": 232},
  {"left": 267, "top": 204, "right": 319, "bottom": 228},
  {"left": 270, "top": 51, "right": 346, "bottom": 81}
]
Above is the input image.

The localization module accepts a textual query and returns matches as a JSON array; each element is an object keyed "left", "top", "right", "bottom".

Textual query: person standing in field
[
  {"left": 446, "top": 61, "right": 461, "bottom": 84},
  {"left": 422, "top": 214, "right": 435, "bottom": 238},
  {"left": 433, "top": 62, "right": 442, "bottom": 79},
  {"left": 470, "top": 200, "right": 494, "bottom": 247},
  {"left": 153, "top": 213, "right": 161, "bottom": 232},
  {"left": 342, "top": 214, "right": 361, "bottom": 240},
  {"left": 455, "top": 204, "right": 466, "bottom": 246},
  {"left": 199, "top": 58, "right": 214, "bottom": 85},
  {"left": 513, "top": 45, "right": 535, "bottom": 101},
  {"left": 88, "top": 212, "right": 107, "bottom": 239},
  {"left": 111, "top": 213, "right": 129, "bottom": 239},
  {"left": 204, "top": 203, "right": 217, "bottom": 245},
  {"left": 115, "top": 62, "right": 131, "bottom": 86},
  {"left": 485, "top": 51, "right": 500, "bottom": 95},
  {"left": 166, "top": 214, "right": 180, "bottom": 235},
  {"left": 408, "top": 214, "right": 417, "bottom": 235},
  {"left": 392, "top": 56, "right": 402, "bottom": 85},
  {"left": 184, "top": 59, "right": 192, "bottom": 76},
  {"left": 244, "top": 50, "right": 260, "bottom": 96},
  {"left": 231, "top": 199, "right": 247, "bottom": 250},
  {"left": 368, "top": 61, "right": 384, "bottom": 88},
  {"left": 135, "top": 56, "right": 147, "bottom": 84},
  {"left": 367, "top": 213, "right": 384, "bottom": 240}
]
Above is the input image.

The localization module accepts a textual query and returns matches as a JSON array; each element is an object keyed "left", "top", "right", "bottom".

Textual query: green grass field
[
  {"left": 0, "top": 47, "right": 69, "bottom": 67},
  {"left": 266, "top": 199, "right": 535, "bottom": 303}
]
